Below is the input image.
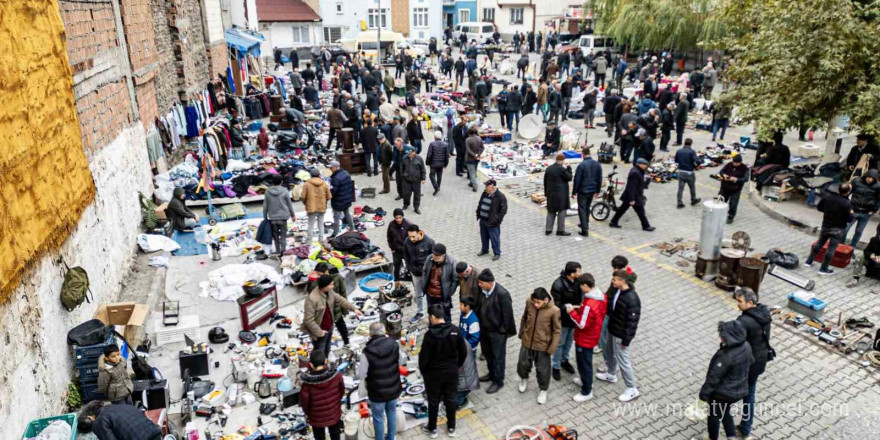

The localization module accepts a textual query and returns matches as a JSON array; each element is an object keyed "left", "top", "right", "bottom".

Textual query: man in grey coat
[
  {"left": 263, "top": 174, "right": 295, "bottom": 255},
  {"left": 420, "top": 243, "right": 459, "bottom": 322},
  {"left": 426, "top": 131, "right": 451, "bottom": 195},
  {"left": 401, "top": 146, "right": 427, "bottom": 214}
]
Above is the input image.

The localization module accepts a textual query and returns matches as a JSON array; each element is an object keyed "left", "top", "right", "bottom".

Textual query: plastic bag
[
  {"left": 762, "top": 249, "right": 799, "bottom": 269},
  {"left": 154, "top": 173, "right": 175, "bottom": 203},
  {"left": 34, "top": 420, "right": 72, "bottom": 440},
  {"left": 138, "top": 234, "right": 182, "bottom": 253}
]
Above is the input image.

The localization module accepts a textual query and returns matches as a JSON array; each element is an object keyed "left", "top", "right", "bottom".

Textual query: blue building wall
[{"left": 442, "top": 1, "right": 477, "bottom": 27}]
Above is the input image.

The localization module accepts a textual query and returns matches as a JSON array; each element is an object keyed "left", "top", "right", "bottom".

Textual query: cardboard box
[
  {"left": 155, "top": 202, "right": 168, "bottom": 220},
  {"left": 95, "top": 302, "right": 149, "bottom": 346}
]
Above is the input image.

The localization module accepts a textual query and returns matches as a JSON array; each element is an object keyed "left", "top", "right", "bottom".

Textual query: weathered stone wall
[
  {"left": 207, "top": 40, "right": 229, "bottom": 79},
  {"left": 152, "top": 0, "right": 180, "bottom": 115},
  {"left": 120, "top": 0, "right": 161, "bottom": 128}
]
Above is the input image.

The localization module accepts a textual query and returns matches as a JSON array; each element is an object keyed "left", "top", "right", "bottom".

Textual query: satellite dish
[{"left": 518, "top": 114, "right": 545, "bottom": 140}]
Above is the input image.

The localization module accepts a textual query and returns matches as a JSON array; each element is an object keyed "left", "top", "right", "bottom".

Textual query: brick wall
[
  {"left": 135, "top": 76, "right": 160, "bottom": 129},
  {"left": 75, "top": 80, "right": 135, "bottom": 153},
  {"left": 207, "top": 40, "right": 229, "bottom": 79},
  {"left": 120, "top": 0, "right": 157, "bottom": 73},
  {"left": 152, "top": 0, "right": 179, "bottom": 114},
  {"left": 177, "top": 0, "right": 211, "bottom": 96},
  {"left": 59, "top": 0, "right": 118, "bottom": 70}
]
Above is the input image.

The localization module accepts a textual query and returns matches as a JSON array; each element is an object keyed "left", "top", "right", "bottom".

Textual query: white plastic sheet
[
  {"left": 33, "top": 420, "right": 72, "bottom": 440},
  {"left": 201, "top": 263, "right": 285, "bottom": 301},
  {"left": 138, "top": 234, "right": 181, "bottom": 253}
]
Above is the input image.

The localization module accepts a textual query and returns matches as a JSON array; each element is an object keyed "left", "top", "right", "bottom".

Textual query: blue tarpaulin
[{"left": 225, "top": 28, "right": 264, "bottom": 57}]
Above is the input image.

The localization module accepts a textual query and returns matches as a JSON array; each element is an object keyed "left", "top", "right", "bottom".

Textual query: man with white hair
[{"left": 426, "top": 131, "right": 451, "bottom": 196}]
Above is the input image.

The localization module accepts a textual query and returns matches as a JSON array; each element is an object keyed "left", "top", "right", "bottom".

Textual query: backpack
[{"left": 61, "top": 264, "right": 92, "bottom": 311}]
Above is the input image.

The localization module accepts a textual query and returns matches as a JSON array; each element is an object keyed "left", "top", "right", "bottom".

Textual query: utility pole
[{"left": 377, "top": 0, "right": 382, "bottom": 63}]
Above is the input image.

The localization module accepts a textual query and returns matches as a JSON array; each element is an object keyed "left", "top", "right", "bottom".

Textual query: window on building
[
  {"left": 335, "top": 2, "right": 343, "bottom": 14},
  {"left": 368, "top": 8, "right": 388, "bottom": 28},
  {"left": 292, "top": 25, "right": 310, "bottom": 43},
  {"left": 323, "top": 26, "right": 342, "bottom": 43},
  {"left": 482, "top": 8, "right": 495, "bottom": 22},
  {"left": 510, "top": 8, "right": 524, "bottom": 25},
  {"left": 413, "top": 7, "right": 429, "bottom": 28},
  {"left": 459, "top": 9, "right": 469, "bottom": 23}
]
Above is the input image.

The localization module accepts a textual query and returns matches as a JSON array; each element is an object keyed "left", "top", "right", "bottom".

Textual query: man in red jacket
[
  {"left": 565, "top": 273, "right": 607, "bottom": 402},
  {"left": 300, "top": 350, "right": 345, "bottom": 440}
]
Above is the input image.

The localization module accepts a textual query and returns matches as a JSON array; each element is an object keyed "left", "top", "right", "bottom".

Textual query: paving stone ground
[{"left": 351, "top": 51, "right": 880, "bottom": 440}]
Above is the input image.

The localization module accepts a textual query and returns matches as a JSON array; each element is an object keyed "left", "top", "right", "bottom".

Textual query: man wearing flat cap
[
  {"left": 476, "top": 180, "right": 507, "bottom": 261},
  {"left": 609, "top": 159, "right": 655, "bottom": 231},
  {"left": 420, "top": 243, "right": 459, "bottom": 322},
  {"left": 474, "top": 268, "right": 516, "bottom": 394}
]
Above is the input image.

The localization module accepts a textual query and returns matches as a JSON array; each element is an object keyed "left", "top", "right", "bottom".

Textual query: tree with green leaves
[{"left": 718, "top": 0, "right": 880, "bottom": 138}]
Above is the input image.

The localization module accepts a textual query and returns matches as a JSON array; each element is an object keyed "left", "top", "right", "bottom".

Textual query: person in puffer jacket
[
  {"left": 97, "top": 345, "right": 133, "bottom": 404},
  {"left": 734, "top": 287, "right": 772, "bottom": 438},
  {"left": 425, "top": 131, "right": 451, "bottom": 195},
  {"left": 300, "top": 350, "right": 345, "bottom": 440},
  {"left": 404, "top": 224, "right": 436, "bottom": 322},
  {"left": 596, "top": 269, "right": 641, "bottom": 403},
  {"left": 698, "top": 320, "right": 754, "bottom": 440},
  {"left": 566, "top": 273, "right": 606, "bottom": 403},
  {"left": 844, "top": 169, "right": 880, "bottom": 246}
]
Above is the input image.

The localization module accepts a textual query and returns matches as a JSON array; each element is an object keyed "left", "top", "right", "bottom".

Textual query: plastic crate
[
  {"left": 22, "top": 413, "right": 78, "bottom": 440},
  {"left": 78, "top": 365, "right": 100, "bottom": 382},
  {"left": 81, "top": 382, "right": 106, "bottom": 403},
  {"left": 787, "top": 292, "right": 827, "bottom": 320},
  {"left": 73, "top": 334, "right": 116, "bottom": 360}
]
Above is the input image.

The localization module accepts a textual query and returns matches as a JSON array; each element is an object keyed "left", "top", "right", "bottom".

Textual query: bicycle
[{"left": 590, "top": 165, "right": 623, "bottom": 221}]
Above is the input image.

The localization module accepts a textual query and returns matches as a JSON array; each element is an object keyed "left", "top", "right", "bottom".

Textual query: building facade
[
  {"left": 461, "top": 0, "right": 589, "bottom": 40},
  {"left": 318, "top": 0, "right": 441, "bottom": 43},
  {"left": 255, "top": 0, "right": 323, "bottom": 54},
  {"left": 442, "top": 0, "right": 477, "bottom": 29}
]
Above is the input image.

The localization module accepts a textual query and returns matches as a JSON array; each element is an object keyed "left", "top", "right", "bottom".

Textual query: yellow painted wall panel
[{"left": 0, "top": 0, "right": 96, "bottom": 301}]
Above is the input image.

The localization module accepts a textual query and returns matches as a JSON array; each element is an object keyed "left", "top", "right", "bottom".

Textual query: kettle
[
  {"left": 210, "top": 242, "right": 222, "bottom": 261},
  {"left": 254, "top": 377, "right": 273, "bottom": 398}
]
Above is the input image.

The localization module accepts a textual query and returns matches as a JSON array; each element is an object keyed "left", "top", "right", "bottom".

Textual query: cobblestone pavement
[{"left": 351, "top": 53, "right": 880, "bottom": 439}]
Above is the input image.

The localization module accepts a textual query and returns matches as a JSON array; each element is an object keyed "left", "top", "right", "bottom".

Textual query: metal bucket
[
  {"left": 385, "top": 312, "right": 402, "bottom": 339},
  {"left": 736, "top": 258, "right": 767, "bottom": 295},
  {"left": 379, "top": 302, "right": 400, "bottom": 322},
  {"left": 715, "top": 249, "right": 746, "bottom": 291}
]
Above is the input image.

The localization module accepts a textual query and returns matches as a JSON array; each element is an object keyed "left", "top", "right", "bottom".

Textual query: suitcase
[{"left": 811, "top": 241, "right": 853, "bottom": 268}]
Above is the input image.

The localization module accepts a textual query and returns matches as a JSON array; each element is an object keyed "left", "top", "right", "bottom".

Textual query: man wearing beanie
[
  {"left": 302, "top": 274, "right": 362, "bottom": 357},
  {"left": 419, "top": 243, "right": 459, "bottom": 322},
  {"left": 455, "top": 261, "right": 480, "bottom": 301},
  {"left": 404, "top": 224, "right": 436, "bottom": 322},
  {"left": 609, "top": 159, "right": 655, "bottom": 231},
  {"left": 543, "top": 153, "right": 573, "bottom": 236},
  {"left": 474, "top": 268, "right": 517, "bottom": 394},
  {"left": 386, "top": 208, "right": 412, "bottom": 289},
  {"left": 718, "top": 154, "right": 749, "bottom": 224}
]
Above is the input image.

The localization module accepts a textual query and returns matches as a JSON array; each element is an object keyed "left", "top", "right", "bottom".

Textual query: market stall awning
[
  {"left": 225, "top": 28, "right": 265, "bottom": 55},
  {"left": 353, "top": 30, "right": 406, "bottom": 44}
]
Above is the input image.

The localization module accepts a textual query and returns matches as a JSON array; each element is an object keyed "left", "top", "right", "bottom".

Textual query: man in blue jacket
[
  {"left": 572, "top": 147, "right": 602, "bottom": 237},
  {"left": 329, "top": 161, "right": 355, "bottom": 237},
  {"left": 673, "top": 138, "right": 701, "bottom": 209}
]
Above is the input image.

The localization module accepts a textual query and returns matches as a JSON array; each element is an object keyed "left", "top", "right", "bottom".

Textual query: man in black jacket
[
  {"left": 561, "top": 77, "right": 573, "bottom": 121},
  {"left": 522, "top": 84, "right": 537, "bottom": 116},
  {"left": 844, "top": 169, "right": 880, "bottom": 246},
  {"left": 543, "top": 120, "right": 561, "bottom": 157},
  {"left": 386, "top": 208, "right": 411, "bottom": 288},
  {"left": 474, "top": 269, "right": 517, "bottom": 394},
  {"left": 78, "top": 401, "right": 163, "bottom": 440},
  {"left": 507, "top": 86, "right": 523, "bottom": 131},
  {"left": 401, "top": 147, "right": 427, "bottom": 213},
  {"left": 733, "top": 288, "right": 771, "bottom": 439},
  {"left": 596, "top": 270, "right": 642, "bottom": 402},
  {"left": 426, "top": 131, "right": 451, "bottom": 195},
  {"left": 378, "top": 134, "right": 394, "bottom": 193},
  {"left": 475, "top": 77, "right": 489, "bottom": 116},
  {"left": 804, "top": 183, "right": 854, "bottom": 275},
  {"left": 698, "top": 320, "right": 753, "bottom": 440},
  {"left": 405, "top": 224, "right": 436, "bottom": 322},
  {"left": 844, "top": 134, "right": 879, "bottom": 179},
  {"left": 609, "top": 159, "right": 655, "bottom": 231},
  {"left": 452, "top": 116, "right": 468, "bottom": 176},
  {"left": 673, "top": 93, "right": 689, "bottom": 146},
  {"left": 659, "top": 102, "right": 674, "bottom": 151},
  {"left": 603, "top": 90, "right": 622, "bottom": 138},
  {"left": 544, "top": 153, "right": 573, "bottom": 236},
  {"left": 357, "top": 323, "right": 403, "bottom": 440},
  {"left": 420, "top": 305, "right": 468, "bottom": 438},
  {"left": 361, "top": 119, "right": 380, "bottom": 177},
  {"left": 550, "top": 262, "right": 582, "bottom": 380},
  {"left": 476, "top": 180, "right": 508, "bottom": 261},
  {"left": 718, "top": 155, "right": 749, "bottom": 223}
]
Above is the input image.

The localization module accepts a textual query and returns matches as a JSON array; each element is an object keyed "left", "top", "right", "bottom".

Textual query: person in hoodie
[
  {"left": 97, "top": 345, "right": 133, "bottom": 404},
  {"left": 404, "top": 224, "right": 436, "bottom": 322},
  {"left": 597, "top": 256, "right": 637, "bottom": 354},
  {"left": 566, "top": 273, "right": 607, "bottom": 402},
  {"left": 419, "top": 305, "right": 468, "bottom": 438},
  {"left": 263, "top": 174, "right": 295, "bottom": 256},
  {"left": 804, "top": 183, "right": 854, "bottom": 275},
  {"left": 550, "top": 262, "right": 582, "bottom": 381},
  {"left": 300, "top": 350, "right": 346, "bottom": 440},
  {"left": 300, "top": 168, "right": 332, "bottom": 243},
  {"left": 733, "top": 288, "right": 771, "bottom": 439},
  {"left": 420, "top": 243, "right": 459, "bottom": 323},
  {"left": 844, "top": 169, "right": 880, "bottom": 246},
  {"left": 698, "top": 320, "right": 753, "bottom": 440},
  {"left": 425, "top": 131, "right": 450, "bottom": 196},
  {"left": 386, "top": 208, "right": 412, "bottom": 289},
  {"left": 516, "top": 287, "right": 561, "bottom": 405},
  {"left": 166, "top": 187, "right": 199, "bottom": 231},
  {"left": 329, "top": 161, "right": 354, "bottom": 238},
  {"left": 596, "top": 269, "right": 642, "bottom": 403}
]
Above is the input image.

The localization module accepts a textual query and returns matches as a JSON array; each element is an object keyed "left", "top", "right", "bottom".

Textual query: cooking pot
[{"left": 378, "top": 302, "right": 400, "bottom": 322}]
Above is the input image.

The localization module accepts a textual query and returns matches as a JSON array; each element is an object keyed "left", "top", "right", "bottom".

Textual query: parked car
[
  {"left": 576, "top": 35, "right": 622, "bottom": 56},
  {"left": 399, "top": 39, "right": 429, "bottom": 57},
  {"left": 453, "top": 22, "right": 496, "bottom": 45}
]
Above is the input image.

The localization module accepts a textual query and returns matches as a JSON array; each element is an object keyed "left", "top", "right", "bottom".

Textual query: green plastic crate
[{"left": 22, "top": 413, "right": 78, "bottom": 440}]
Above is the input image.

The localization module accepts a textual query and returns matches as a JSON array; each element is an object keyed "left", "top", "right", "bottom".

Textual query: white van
[
  {"left": 454, "top": 22, "right": 495, "bottom": 45},
  {"left": 577, "top": 35, "right": 622, "bottom": 56}
]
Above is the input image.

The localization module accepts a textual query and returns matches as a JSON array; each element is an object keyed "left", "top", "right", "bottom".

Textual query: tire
[
  {"left": 208, "top": 218, "right": 218, "bottom": 226},
  {"left": 591, "top": 202, "right": 611, "bottom": 221}
]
